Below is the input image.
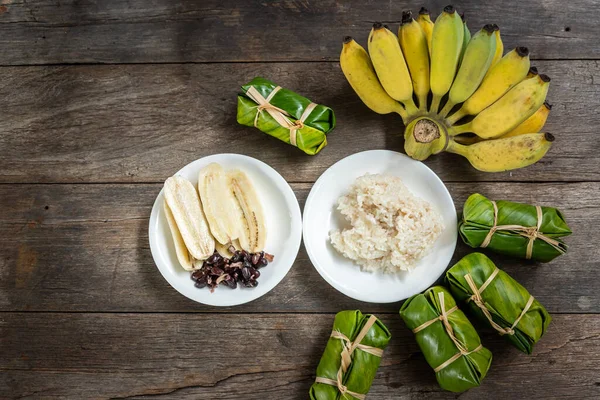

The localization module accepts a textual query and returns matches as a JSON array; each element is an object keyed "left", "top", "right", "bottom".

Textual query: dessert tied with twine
[
  {"left": 446, "top": 253, "right": 552, "bottom": 354},
  {"left": 309, "top": 310, "right": 391, "bottom": 400},
  {"left": 459, "top": 193, "right": 571, "bottom": 262},
  {"left": 237, "top": 77, "right": 336, "bottom": 155},
  {"left": 399, "top": 286, "right": 492, "bottom": 393}
]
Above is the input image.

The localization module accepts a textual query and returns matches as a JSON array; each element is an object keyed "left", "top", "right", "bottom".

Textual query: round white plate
[
  {"left": 149, "top": 154, "right": 302, "bottom": 306},
  {"left": 303, "top": 150, "right": 457, "bottom": 303}
]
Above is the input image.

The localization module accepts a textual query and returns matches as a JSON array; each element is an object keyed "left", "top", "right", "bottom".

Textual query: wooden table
[{"left": 1, "top": 1, "right": 599, "bottom": 399}]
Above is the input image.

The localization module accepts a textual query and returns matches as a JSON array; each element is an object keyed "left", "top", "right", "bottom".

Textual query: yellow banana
[
  {"left": 340, "top": 36, "right": 408, "bottom": 122},
  {"left": 446, "top": 132, "right": 554, "bottom": 172},
  {"left": 429, "top": 5, "right": 464, "bottom": 114},
  {"left": 368, "top": 22, "right": 418, "bottom": 115},
  {"left": 527, "top": 66, "right": 539, "bottom": 78},
  {"left": 447, "top": 47, "right": 530, "bottom": 125},
  {"left": 501, "top": 101, "right": 552, "bottom": 138},
  {"left": 441, "top": 24, "right": 497, "bottom": 117},
  {"left": 483, "top": 25, "right": 503, "bottom": 78},
  {"left": 451, "top": 74, "right": 550, "bottom": 139},
  {"left": 416, "top": 7, "right": 434, "bottom": 57},
  {"left": 399, "top": 11, "right": 430, "bottom": 111},
  {"left": 459, "top": 13, "right": 471, "bottom": 64}
]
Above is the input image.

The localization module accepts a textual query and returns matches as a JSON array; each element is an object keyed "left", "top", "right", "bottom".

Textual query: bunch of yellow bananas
[{"left": 340, "top": 5, "right": 554, "bottom": 172}]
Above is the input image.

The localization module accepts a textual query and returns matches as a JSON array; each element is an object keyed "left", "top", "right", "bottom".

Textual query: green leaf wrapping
[
  {"left": 445, "top": 253, "right": 552, "bottom": 354},
  {"left": 237, "top": 77, "right": 335, "bottom": 155},
  {"left": 309, "top": 310, "right": 391, "bottom": 400},
  {"left": 399, "top": 286, "right": 492, "bottom": 393},
  {"left": 459, "top": 193, "right": 571, "bottom": 262}
]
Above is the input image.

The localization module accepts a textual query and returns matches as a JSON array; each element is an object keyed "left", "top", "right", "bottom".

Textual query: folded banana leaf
[
  {"left": 446, "top": 253, "right": 552, "bottom": 354},
  {"left": 459, "top": 193, "right": 571, "bottom": 262},
  {"left": 399, "top": 286, "right": 492, "bottom": 393},
  {"left": 237, "top": 77, "right": 335, "bottom": 155},
  {"left": 310, "top": 310, "right": 391, "bottom": 400}
]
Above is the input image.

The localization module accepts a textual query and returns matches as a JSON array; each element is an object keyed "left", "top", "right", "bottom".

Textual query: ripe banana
[
  {"left": 447, "top": 132, "right": 554, "bottom": 172},
  {"left": 198, "top": 163, "right": 240, "bottom": 245},
  {"left": 447, "top": 47, "right": 530, "bottom": 125},
  {"left": 416, "top": 8, "right": 434, "bottom": 57},
  {"left": 484, "top": 25, "right": 504, "bottom": 76},
  {"left": 441, "top": 24, "right": 497, "bottom": 117},
  {"left": 459, "top": 13, "right": 471, "bottom": 64},
  {"left": 340, "top": 36, "right": 409, "bottom": 122},
  {"left": 399, "top": 11, "right": 430, "bottom": 111},
  {"left": 228, "top": 170, "right": 267, "bottom": 253},
  {"left": 164, "top": 176, "right": 215, "bottom": 261},
  {"left": 164, "top": 201, "right": 196, "bottom": 271},
  {"left": 451, "top": 74, "right": 551, "bottom": 139},
  {"left": 368, "top": 23, "right": 418, "bottom": 115},
  {"left": 501, "top": 101, "right": 552, "bottom": 138},
  {"left": 429, "top": 5, "right": 464, "bottom": 114}
]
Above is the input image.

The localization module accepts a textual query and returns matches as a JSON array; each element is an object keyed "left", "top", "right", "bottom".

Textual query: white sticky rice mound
[{"left": 329, "top": 174, "right": 444, "bottom": 273}]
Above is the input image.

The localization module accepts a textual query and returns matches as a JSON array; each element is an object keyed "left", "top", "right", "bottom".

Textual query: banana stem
[
  {"left": 448, "top": 122, "right": 471, "bottom": 136},
  {"left": 430, "top": 94, "right": 442, "bottom": 114},
  {"left": 446, "top": 108, "right": 467, "bottom": 125},
  {"left": 417, "top": 93, "right": 428, "bottom": 112},
  {"left": 395, "top": 103, "right": 409, "bottom": 124},
  {"left": 445, "top": 139, "right": 468, "bottom": 156},
  {"left": 402, "top": 97, "right": 420, "bottom": 117},
  {"left": 439, "top": 100, "right": 456, "bottom": 118}
]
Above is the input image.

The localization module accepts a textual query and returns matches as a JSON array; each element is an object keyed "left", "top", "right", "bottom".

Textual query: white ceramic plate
[
  {"left": 149, "top": 154, "right": 302, "bottom": 306},
  {"left": 303, "top": 150, "right": 457, "bottom": 303}
]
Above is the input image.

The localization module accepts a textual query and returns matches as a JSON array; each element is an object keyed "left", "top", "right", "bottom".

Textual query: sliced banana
[
  {"left": 227, "top": 170, "right": 267, "bottom": 253},
  {"left": 163, "top": 201, "right": 196, "bottom": 271},
  {"left": 163, "top": 176, "right": 215, "bottom": 261},
  {"left": 198, "top": 163, "right": 240, "bottom": 245}
]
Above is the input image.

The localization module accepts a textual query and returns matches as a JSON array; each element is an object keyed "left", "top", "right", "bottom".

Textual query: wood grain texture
[
  {"left": 0, "top": 0, "right": 597, "bottom": 65},
  {"left": 0, "top": 61, "right": 599, "bottom": 184},
  {"left": 1, "top": 313, "right": 598, "bottom": 399},
  {"left": 0, "top": 182, "right": 596, "bottom": 314}
]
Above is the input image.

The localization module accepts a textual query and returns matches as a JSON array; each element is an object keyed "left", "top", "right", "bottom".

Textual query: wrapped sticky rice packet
[
  {"left": 237, "top": 77, "right": 335, "bottom": 155},
  {"left": 310, "top": 310, "right": 391, "bottom": 400},
  {"left": 399, "top": 286, "right": 492, "bottom": 393},
  {"left": 446, "top": 253, "right": 552, "bottom": 354},
  {"left": 459, "top": 193, "right": 571, "bottom": 262}
]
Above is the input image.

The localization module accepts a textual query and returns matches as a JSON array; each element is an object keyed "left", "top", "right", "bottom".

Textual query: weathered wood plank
[
  {"left": 0, "top": 182, "right": 596, "bottom": 314},
  {"left": 0, "top": 61, "right": 598, "bottom": 184},
  {"left": 0, "top": 0, "right": 597, "bottom": 65},
  {"left": 0, "top": 313, "right": 598, "bottom": 399}
]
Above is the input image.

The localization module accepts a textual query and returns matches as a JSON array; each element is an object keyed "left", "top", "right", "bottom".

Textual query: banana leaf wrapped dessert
[
  {"left": 237, "top": 77, "right": 335, "bottom": 155},
  {"left": 446, "top": 253, "right": 552, "bottom": 354},
  {"left": 310, "top": 310, "right": 391, "bottom": 400},
  {"left": 459, "top": 193, "right": 571, "bottom": 262},
  {"left": 399, "top": 286, "right": 492, "bottom": 393}
]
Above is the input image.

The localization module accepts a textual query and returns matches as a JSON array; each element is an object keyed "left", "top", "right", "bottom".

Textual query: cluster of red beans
[{"left": 191, "top": 246, "right": 274, "bottom": 291}]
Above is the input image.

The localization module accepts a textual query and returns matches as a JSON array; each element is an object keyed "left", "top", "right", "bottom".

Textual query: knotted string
[
  {"left": 464, "top": 271, "right": 535, "bottom": 336},
  {"left": 245, "top": 86, "right": 316, "bottom": 147},
  {"left": 314, "top": 315, "right": 383, "bottom": 400},
  {"left": 412, "top": 292, "right": 483, "bottom": 373},
  {"left": 480, "top": 201, "right": 564, "bottom": 259}
]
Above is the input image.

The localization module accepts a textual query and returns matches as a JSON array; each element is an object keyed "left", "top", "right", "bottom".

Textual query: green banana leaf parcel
[
  {"left": 237, "top": 77, "right": 335, "bottom": 155},
  {"left": 399, "top": 286, "right": 492, "bottom": 393},
  {"left": 309, "top": 310, "right": 391, "bottom": 400},
  {"left": 446, "top": 253, "right": 552, "bottom": 354},
  {"left": 459, "top": 193, "right": 571, "bottom": 262}
]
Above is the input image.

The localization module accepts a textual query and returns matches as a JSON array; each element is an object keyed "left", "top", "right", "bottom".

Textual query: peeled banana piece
[
  {"left": 198, "top": 163, "right": 240, "bottom": 245},
  {"left": 164, "top": 176, "right": 215, "bottom": 261},
  {"left": 228, "top": 170, "right": 267, "bottom": 253},
  {"left": 447, "top": 132, "right": 555, "bottom": 172},
  {"left": 164, "top": 201, "right": 195, "bottom": 271}
]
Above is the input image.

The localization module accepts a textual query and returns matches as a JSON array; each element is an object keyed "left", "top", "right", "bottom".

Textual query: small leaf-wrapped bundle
[
  {"left": 310, "top": 311, "right": 391, "bottom": 400},
  {"left": 237, "top": 77, "right": 336, "bottom": 155},
  {"left": 459, "top": 193, "right": 571, "bottom": 262},
  {"left": 399, "top": 286, "right": 492, "bottom": 393},
  {"left": 446, "top": 253, "right": 552, "bottom": 354}
]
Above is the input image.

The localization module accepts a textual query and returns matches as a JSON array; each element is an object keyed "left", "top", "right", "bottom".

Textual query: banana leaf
[
  {"left": 399, "top": 286, "right": 492, "bottom": 393},
  {"left": 237, "top": 77, "right": 335, "bottom": 155},
  {"left": 446, "top": 253, "right": 552, "bottom": 354},
  {"left": 310, "top": 310, "right": 391, "bottom": 400},
  {"left": 459, "top": 193, "right": 571, "bottom": 262}
]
